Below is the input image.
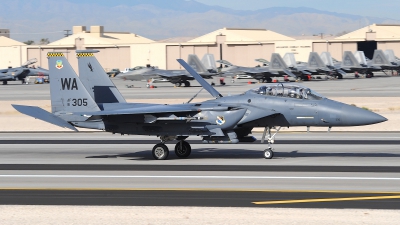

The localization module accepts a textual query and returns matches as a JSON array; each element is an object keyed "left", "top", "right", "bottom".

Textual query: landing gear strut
[
  {"left": 261, "top": 126, "right": 281, "bottom": 159},
  {"left": 151, "top": 136, "right": 192, "bottom": 160}
]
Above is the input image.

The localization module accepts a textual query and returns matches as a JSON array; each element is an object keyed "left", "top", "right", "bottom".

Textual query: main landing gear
[
  {"left": 151, "top": 136, "right": 192, "bottom": 160},
  {"left": 261, "top": 126, "right": 281, "bottom": 159}
]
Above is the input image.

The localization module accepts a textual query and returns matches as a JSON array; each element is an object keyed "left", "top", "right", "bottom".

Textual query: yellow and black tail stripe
[
  {"left": 47, "top": 52, "right": 64, "bottom": 58},
  {"left": 76, "top": 53, "right": 94, "bottom": 58}
]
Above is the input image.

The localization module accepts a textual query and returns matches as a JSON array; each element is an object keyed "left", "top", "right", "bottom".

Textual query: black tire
[
  {"left": 366, "top": 73, "right": 373, "bottom": 78},
  {"left": 336, "top": 74, "right": 343, "bottom": 79},
  {"left": 259, "top": 78, "right": 264, "bottom": 83},
  {"left": 184, "top": 81, "right": 190, "bottom": 87},
  {"left": 174, "top": 141, "right": 191, "bottom": 158},
  {"left": 266, "top": 77, "right": 272, "bottom": 83},
  {"left": 152, "top": 143, "right": 169, "bottom": 160},
  {"left": 264, "top": 149, "right": 274, "bottom": 159},
  {"left": 175, "top": 82, "right": 182, "bottom": 87},
  {"left": 3, "top": 81, "right": 8, "bottom": 85}
]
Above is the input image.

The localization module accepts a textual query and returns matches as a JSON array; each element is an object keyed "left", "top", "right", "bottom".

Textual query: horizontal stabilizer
[{"left": 12, "top": 104, "right": 78, "bottom": 131}]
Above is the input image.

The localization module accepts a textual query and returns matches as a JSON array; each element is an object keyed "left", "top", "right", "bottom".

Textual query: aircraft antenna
[{"left": 187, "top": 88, "right": 204, "bottom": 104}]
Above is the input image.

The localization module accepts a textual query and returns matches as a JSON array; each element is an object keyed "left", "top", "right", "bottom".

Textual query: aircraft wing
[
  {"left": 282, "top": 69, "right": 297, "bottom": 78},
  {"left": 72, "top": 104, "right": 202, "bottom": 116},
  {"left": 241, "top": 68, "right": 270, "bottom": 74}
]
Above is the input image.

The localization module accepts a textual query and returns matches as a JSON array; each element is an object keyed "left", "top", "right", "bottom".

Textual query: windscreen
[{"left": 251, "top": 84, "right": 324, "bottom": 100}]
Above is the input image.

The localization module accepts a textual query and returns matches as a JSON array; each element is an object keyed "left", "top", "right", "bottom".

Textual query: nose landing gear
[{"left": 261, "top": 126, "right": 281, "bottom": 159}]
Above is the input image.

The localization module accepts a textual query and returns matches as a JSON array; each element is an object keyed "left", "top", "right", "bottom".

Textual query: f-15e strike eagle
[
  {"left": 12, "top": 50, "right": 387, "bottom": 160},
  {"left": 118, "top": 54, "right": 217, "bottom": 87},
  {"left": 0, "top": 58, "right": 49, "bottom": 85}
]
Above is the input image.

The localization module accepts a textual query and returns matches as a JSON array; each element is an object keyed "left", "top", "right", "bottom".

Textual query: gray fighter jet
[
  {"left": 353, "top": 50, "right": 394, "bottom": 77},
  {"left": 384, "top": 49, "right": 400, "bottom": 73},
  {"left": 0, "top": 58, "right": 49, "bottom": 85},
  {"left": 217, "top": 53, "right": 297, "bottom": 83},
  {"left": 283, "top": 52, "right": 345, "bottom": 80},
  {"left": 321, "top": 51, "right": 377, "bottom": 78},
  {"left": 12, "top": 51, "right": 387, "bottom": 160},
  {"left": 118, "top": 54, "right": 217, "bottom": 87}
]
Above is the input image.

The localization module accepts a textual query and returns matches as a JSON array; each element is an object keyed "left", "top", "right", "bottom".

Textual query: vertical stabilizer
[
  {"left": 342, "top": 51, "right": 361, "bottom": 67},
  {"left": 354, "top": 51, "right": 368, "bottom": 65},
  {"left": 77, "top": 50, "right": 126, "bottom": 104},
  {"left": 283, "top": 53, "right": 297, "bottom": 67},
  {"left": 371, "top": 50, "right": 391, "bottom": 66},
  {"left": 385, "top": 49, "right": 396, "bottom": 62},
  {"left": 187, "top": 54, "right": 207, "bottom": 73},
  {"left": 270, "top": 53, "right": 289, "bottom": 70},
  {"left": 320, "top": 52, "right": 334, "bottom": 66},
  {"left": 308, "top": 52, "right": 326, "bottom": 69},
  {"left": 48, "top": 52, "right": 100, "bottom": 113},
  {"left": 201, "top": 54, "right": 217, "bottom": 71}
]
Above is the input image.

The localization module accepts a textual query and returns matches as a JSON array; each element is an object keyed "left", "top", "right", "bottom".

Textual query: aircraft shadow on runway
[{"left": 85, "top": 148, "right": 400, "bottom": 161}]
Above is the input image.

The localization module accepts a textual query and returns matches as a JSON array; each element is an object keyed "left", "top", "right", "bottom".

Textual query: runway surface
[
  {"left": 0, "top": 132, "right": 399, "bottom": 209},
  {"left": 1, "top": 73, "right": 400, "bottom": 100}
]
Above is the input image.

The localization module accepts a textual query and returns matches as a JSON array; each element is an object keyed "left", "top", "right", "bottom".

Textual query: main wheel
[
  {"left": 366, "top": 72, "right": 373, "bottom": 78},
  {"left": 3, "top": 81, "right": 7, "bottom": 85},
  {"left": 174, "top": 141, "right": 192, "bottom": 158},
  {"left": 259, "top": 78, "right": 264, "bottom": 83},
  {"left": 266, "top": 77, "right": 272, "bottom": 83},
  {"left": 184, "top": 81, "right": 190, "bottom": 87},
  {"left": 152, "top": 143, "right": 169, "bottom": 160},
  {"left": 336, "top": 74, "right": 343, "bottom": 79},
  {"left": 264, "top": 149, "right": 274, "bottom": 159},
  {"left": 175, "top": 82, "right": 182, "bottom": 87}
]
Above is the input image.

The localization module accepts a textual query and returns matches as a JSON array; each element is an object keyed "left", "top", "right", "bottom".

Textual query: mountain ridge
[{"left": 1, "top": 0, "right": 399, "bottom": 42}]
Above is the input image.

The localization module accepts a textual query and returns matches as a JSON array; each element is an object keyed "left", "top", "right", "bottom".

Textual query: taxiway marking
[{"left": 253, "top": 195, "right": 400, "bottom": 205}]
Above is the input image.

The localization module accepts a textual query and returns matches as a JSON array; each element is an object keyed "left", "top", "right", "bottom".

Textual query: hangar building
[{"left": 1, "top": 24, "right": 400, "bottom": 71}]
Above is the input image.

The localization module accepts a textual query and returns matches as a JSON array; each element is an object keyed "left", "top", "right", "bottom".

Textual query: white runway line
[{"left": 1, "top": 175, "right": 400, "bottom": 180}]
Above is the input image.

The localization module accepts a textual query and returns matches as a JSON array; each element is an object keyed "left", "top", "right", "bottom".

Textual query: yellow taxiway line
[{"left": 253, "top": 195, "right": 400, "bottom": 205}]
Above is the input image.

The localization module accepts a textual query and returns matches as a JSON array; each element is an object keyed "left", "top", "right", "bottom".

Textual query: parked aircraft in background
[
  {"left": 353, "top": 50, "right": 394, "bottom": 77},
  {"left": 0, "top": 58, "right": 49, "bottom": 85},
  {"left": 216, "top": 53, "right": 296, "bottom": 83},
  {"left": 118, "top": 54, "right": 217, "bottom": 87},
  {"left": 283, "top": 52, "right": 328, "bottom": 80},
  {"left": 384, "top": 49, "right": 400, "bottom": 73},
  {"left": 12, "top": 51, "right": 387, "bottom": 160}
]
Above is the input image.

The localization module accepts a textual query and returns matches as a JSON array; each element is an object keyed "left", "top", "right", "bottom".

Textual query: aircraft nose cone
[{"left": 342, "top": 104, "right": 387, "bottom": 126}]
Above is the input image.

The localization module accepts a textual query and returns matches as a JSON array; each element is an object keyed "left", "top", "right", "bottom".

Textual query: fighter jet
[
  {"left": 384, "top": 49, "right": 400, "bottom": 73},
  {"left": 353, "top": 50, "right": 394, "bottom": 77},
  {"left": 320, "top": 52, "right": 348, "bottom": 79},
  {"left": 283, "top": 52, "right": 346, "bottom": 80},
  {"left": 12, "top": 51, "right": 387, "bottom": 160},
  {"left": 216, "top": 53, "right": 297, "bottom": 83},
  {"left": 0, "top": 58, "right": 49, "bottom": 85},
  {"left": 117, "top": 54, "right": 217, "bottom": 87},
  {"left": 321, "top": 51, "right": 377, "bottom": 78}
]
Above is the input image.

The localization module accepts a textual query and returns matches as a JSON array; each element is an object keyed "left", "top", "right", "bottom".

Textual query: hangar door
[{"left": 357, "top": 41, "right": 377, "bottom": 59}]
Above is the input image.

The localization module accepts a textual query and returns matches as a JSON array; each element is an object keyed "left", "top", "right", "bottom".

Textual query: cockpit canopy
[{"left": 250, "top": 83, "right": 325, "bottom": 100}]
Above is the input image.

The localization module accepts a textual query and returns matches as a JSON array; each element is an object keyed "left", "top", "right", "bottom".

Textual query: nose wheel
[
  {"left": 264, "top": 148, "right": 274, "bottom": 159},
  {"left": 261, "top": 126, "right": 281, "bottom": 159}
]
